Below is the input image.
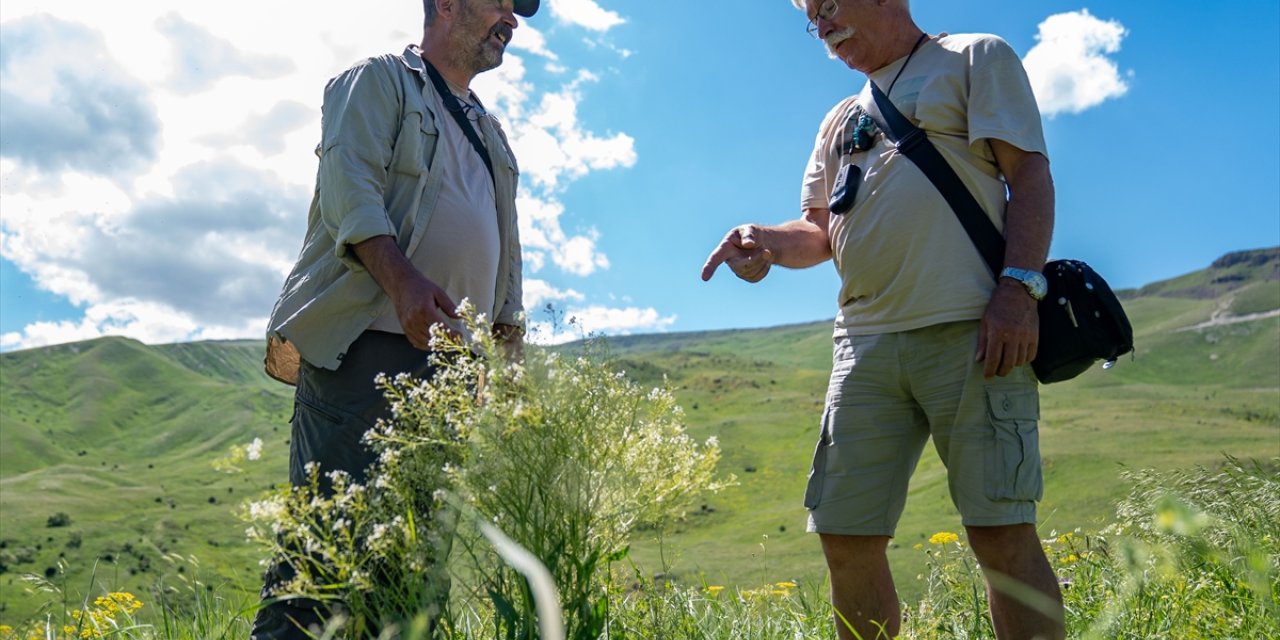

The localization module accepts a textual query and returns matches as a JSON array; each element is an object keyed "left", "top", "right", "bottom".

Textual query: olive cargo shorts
[{"left": 804, "top": 321, "right": 1042, "bottom": 536}]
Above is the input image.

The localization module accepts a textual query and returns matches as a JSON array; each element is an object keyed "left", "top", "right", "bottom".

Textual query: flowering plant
[{"left": 245, "top": 307, "right": 730, "bottom": 638}]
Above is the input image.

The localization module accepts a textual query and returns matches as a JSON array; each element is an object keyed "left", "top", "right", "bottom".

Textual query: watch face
[
  {"left": 1002, "top": 268, "right": 1047, "bottom": 300},
  {"left": 1029, "top": 274, "right": 1048, "bottom": 300}
]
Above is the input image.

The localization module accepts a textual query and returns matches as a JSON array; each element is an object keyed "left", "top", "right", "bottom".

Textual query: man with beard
[
  {"left": 253, "top": 0, "right": 537, "bottom": 636},
  {"left": 701, "top": 0, "right": 1063, "bottom": 639}
]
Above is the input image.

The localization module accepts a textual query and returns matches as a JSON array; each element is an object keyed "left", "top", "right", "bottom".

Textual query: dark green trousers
[{"left": 250, "top": 331, "right": 436, "bottom": 640}]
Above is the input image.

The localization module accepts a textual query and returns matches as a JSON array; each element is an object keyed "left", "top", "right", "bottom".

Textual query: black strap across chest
[
  {"left": 421, "top": 59, "right": 496, "bottom": 184},
  {"left": 868, "top": 80, "right": 1006, "bottom": 277}
]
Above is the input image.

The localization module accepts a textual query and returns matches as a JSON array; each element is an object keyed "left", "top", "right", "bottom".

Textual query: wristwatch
[{"left": 999, "top": 267, "right": 1048, "bottom": 301}]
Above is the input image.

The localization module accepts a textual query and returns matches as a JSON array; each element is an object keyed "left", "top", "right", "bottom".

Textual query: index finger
[
  {"left": 701, "top": 228, "right": 751, "bottom": 281},
  {"left": 700, "top": 249, "right": 728, "bottom": 281}
]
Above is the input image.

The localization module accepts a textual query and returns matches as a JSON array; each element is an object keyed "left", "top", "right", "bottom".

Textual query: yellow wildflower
[
  {"left": 65, "top": 592, "right": 145, "bottom": 639},
  {"left": 774, "top": 581, "right": 797, "bottom": 589},
  {"left": 99, "top": 592, "right": 143, "bottom": 614},
  {"left": 705, "top": 585, "right": 725, "bottom": 595},
  {"left": 928, "top": 531, "right": 960, "bottom": 545}
]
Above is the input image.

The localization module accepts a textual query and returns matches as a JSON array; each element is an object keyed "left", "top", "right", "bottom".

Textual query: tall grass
[
  {"left": 7, "top": 464, "right": 1276, "bottom": 639},
  {"left": 5, "top": 315, "right": 1275, "bottom": 639}
]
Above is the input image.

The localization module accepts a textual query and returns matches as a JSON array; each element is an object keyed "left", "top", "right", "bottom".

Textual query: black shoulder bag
[{"left": 866, "top": 81, "right": 1134, "bottom": 383}]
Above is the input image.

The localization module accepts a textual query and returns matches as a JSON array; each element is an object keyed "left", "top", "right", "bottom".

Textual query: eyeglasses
[{"left": 805, "top": 0, "right": 839, "bottom": 38}]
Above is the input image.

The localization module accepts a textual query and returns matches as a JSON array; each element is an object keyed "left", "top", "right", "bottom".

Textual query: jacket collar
[{"left": 400, "top": 44, "right": 429, "bottom": 79}]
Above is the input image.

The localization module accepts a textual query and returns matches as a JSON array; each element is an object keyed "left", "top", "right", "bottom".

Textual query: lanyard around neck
[
  {"left": 421, "top": 59, "right": 496, "bottom": 185},
  {"left": 884, "top": 32, "right": 929, "bottom": 99}
]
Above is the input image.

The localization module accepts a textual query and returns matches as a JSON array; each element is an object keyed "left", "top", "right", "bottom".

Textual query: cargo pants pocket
[
  {"left": 983, "top": 388, "right": 1043, "bottom": 502},
  {"left": 803, "top": 410, "right": 833, "bottom": 510},
  {"left": 289, "top": 391, "right": 377, "bottom": 492}
]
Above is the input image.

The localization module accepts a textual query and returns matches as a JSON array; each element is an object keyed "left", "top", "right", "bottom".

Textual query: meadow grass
[{"left": 4, "top": 455, "right": 1276, "bottom": 639}]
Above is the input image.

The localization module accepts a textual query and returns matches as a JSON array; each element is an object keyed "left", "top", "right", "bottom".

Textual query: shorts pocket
[
  {"left": 803, "top": 411, "right": 833, "bottom": 509},
  {"left": 983, "top": 388, "right": 1043, "bottom": 502}
]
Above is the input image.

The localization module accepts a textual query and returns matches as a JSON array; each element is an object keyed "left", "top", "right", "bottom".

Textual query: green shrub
[{"left": 243, "top": 308, "right": 730, "bottom": 638}]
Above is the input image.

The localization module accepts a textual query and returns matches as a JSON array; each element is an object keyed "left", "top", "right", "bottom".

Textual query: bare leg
[
  {"left": 965, "top": 524, "right": 1065, "bottom": 640},
  {"left": 819, "top": 534, "right": 900, "bottom": 640}
]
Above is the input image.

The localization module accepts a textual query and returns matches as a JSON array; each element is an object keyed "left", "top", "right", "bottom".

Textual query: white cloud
[
  {"left": 0, "top": 1, "right": 656, "bottom": 352},
  {"left": 554, "top": 232, "right": 610, "bottom": 276},
  {"left": 0, "top": 15, "right": 161, "bottom": 176},
  {"left": 549, "top": 0, "right": 625, "bottom": 32},
  {"left": 515, "top": 192, "right": 612, "bottom": 276},
  {"left": 1, "top": 299, "right": 208, "bottom": 351},
  {"left": 1023, "top": 10, "right": 1130, "bottom": 117},
  {"left": 497, "top": 69, "right": 637, "bottom": 191},
  {"left": 156, "top": 12, "right": 294, "bottom": 95},
  {"left": 527, "top": 305, "right": 676, "bottom": 345},
  {"left": 512, "top": 23, "right": 557, "bottom": 60},
  {"left": 523, "top": 278, "right": 585, "bottom": 309},
  {"left": 483, "top": 62, "right": 632, "bottom": 279}
]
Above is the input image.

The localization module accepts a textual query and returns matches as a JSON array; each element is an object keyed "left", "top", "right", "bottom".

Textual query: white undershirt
[{"left": 371, "top": 93, "right": 500, "bottom": 336}]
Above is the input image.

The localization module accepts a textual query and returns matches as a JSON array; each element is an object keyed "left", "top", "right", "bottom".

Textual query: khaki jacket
[{"left": 264, "top": 47, "right": 524, "bottom": 385}]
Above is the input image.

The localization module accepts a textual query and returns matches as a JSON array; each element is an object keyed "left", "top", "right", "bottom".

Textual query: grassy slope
[
  {"left": 0, "top": 339, "right": 292, "bottom": 621},
  {"left": 0, "top": 250, "right": 1276, "bottom": 622}
]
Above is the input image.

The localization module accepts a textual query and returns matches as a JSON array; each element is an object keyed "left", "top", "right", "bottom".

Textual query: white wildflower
[
  {"left": 246, "top": 437, "right": 264, "bottom": 461},
  {"left": 248, "top": 497, "right": 285, "bottom": 522}
]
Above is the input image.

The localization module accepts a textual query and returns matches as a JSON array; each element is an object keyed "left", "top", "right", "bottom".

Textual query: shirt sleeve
[
  {"left": 799, "top": 97, "right": 855, "bottom": 211},
  {"left": 966, "top": 37, "right": 1049, "bottom": 161},
  {"left": 316, "top": 58, "right": 402, "bottom": 272}
]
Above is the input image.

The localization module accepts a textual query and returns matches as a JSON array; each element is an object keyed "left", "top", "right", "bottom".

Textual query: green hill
[{"left": 1, "top": 249, "right": 1277, "bottom": 623}]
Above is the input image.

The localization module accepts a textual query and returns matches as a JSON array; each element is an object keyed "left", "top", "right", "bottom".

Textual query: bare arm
[
  {"left": 351, "top": 235, "right": 460, "bottom": 350},
  {"left": 700, "top": 207, "right": 833, "bottom": 282},
  {"left": 976, "top": 139, "right": 1055, "bottom": 378}
]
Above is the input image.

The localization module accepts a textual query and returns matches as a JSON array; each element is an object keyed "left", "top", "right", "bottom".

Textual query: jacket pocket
[
  {"left": 983, "top": 388, "right": 1043, "bottom": 502},
  {"left": 390, "top": 109, "right": 439, "bottom": 176}
]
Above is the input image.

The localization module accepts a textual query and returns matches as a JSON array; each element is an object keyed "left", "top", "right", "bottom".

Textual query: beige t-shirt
[
  {"left": 800, "top": 34, "right": 1048, "bottom": 337},
  {"left": 371, "top": 92, "right": 500, "bottom": 336}
]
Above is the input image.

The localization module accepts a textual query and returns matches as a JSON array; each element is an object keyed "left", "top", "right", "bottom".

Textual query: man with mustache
[
  {"left": 702, "top": 1, "right": 1062, "bottom": 638},
  {"left": 255, "top": 0, "right": 536, "bottom": 636}
]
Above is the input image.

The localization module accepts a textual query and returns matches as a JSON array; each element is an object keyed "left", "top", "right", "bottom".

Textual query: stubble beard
[{"left": 447, "top": 4, "right": 507, "bottom": 75}]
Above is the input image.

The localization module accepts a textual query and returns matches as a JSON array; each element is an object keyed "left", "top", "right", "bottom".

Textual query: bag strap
[
  {"left": 867, "top": 81, "right": 1005, "bottom": 277},
  {"left": 422, "top": 59, "right": 496, "bottom": 184}
]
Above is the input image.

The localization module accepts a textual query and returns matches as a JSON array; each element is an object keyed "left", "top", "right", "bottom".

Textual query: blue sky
[{"left": 1, "top": 0, "right": 1277, "bottom": 350}]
